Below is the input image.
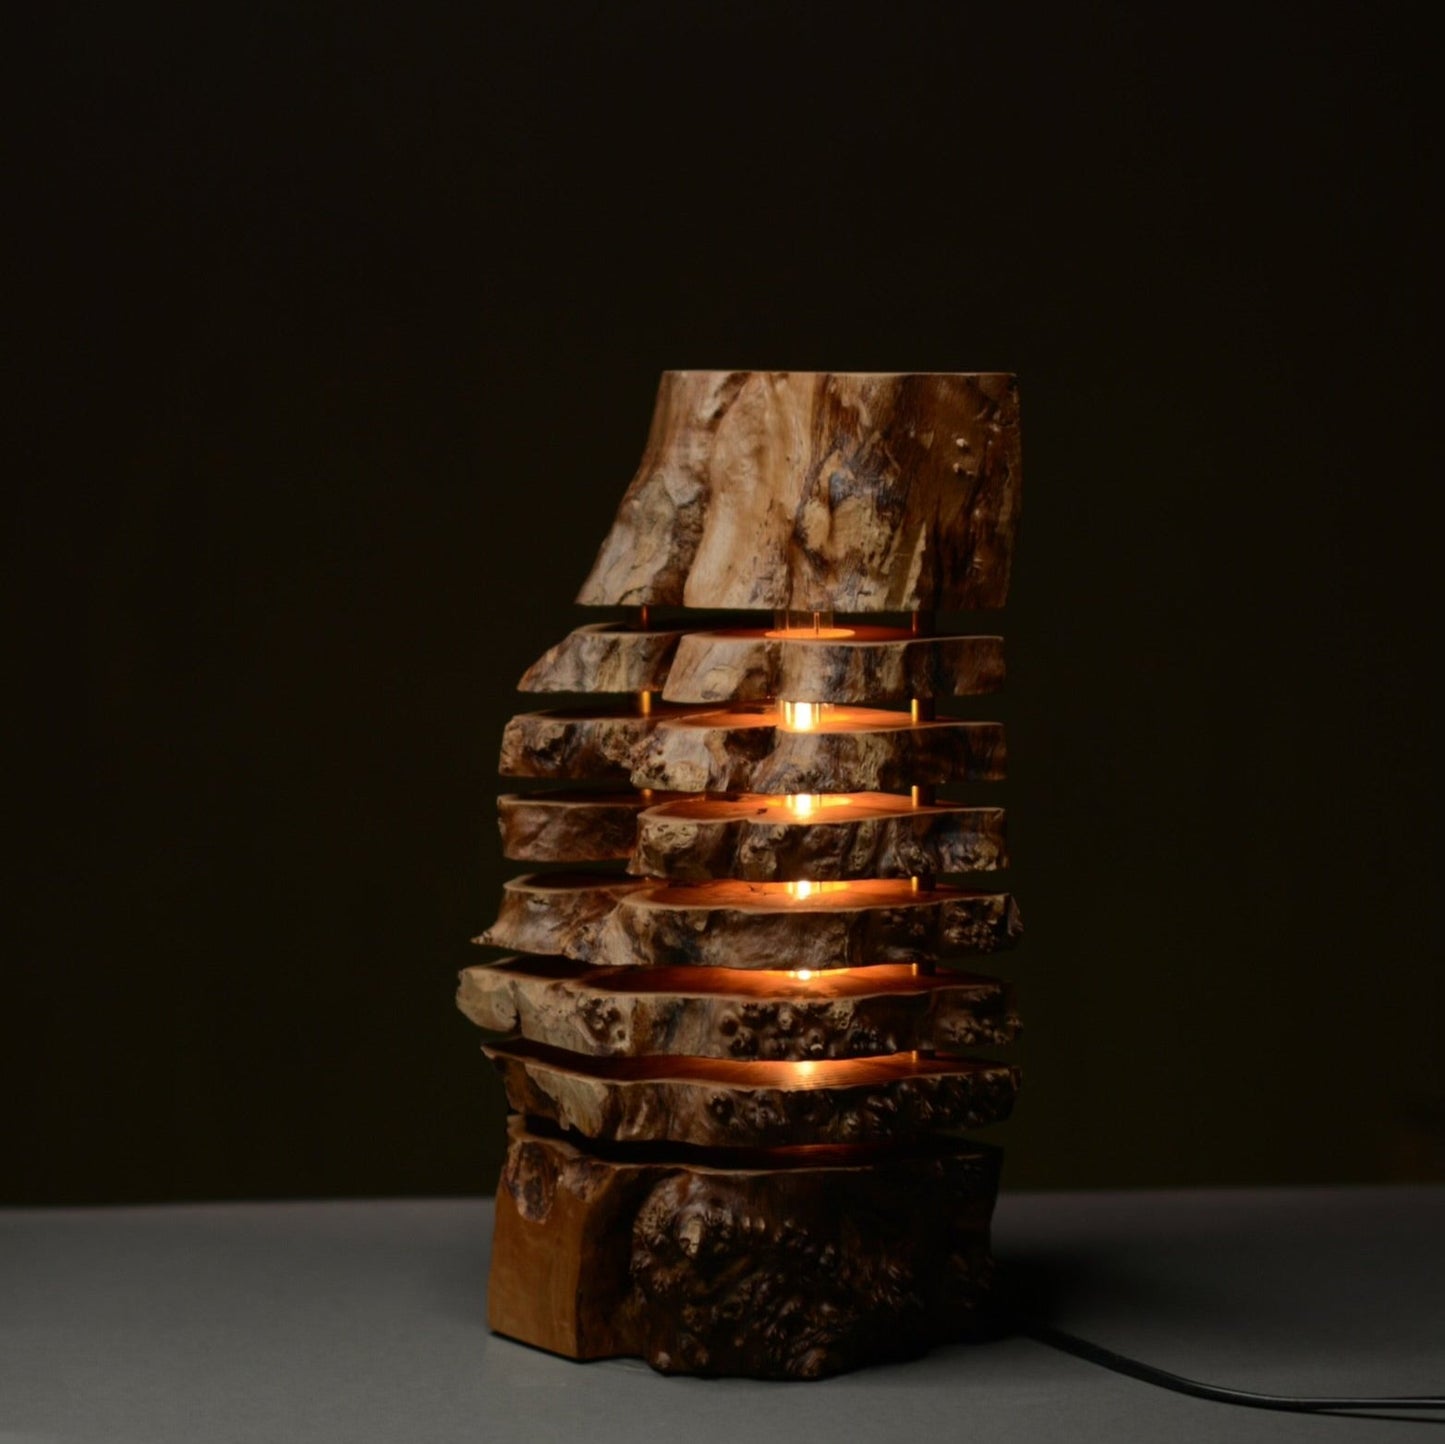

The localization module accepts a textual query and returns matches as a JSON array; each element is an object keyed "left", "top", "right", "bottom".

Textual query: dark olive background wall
[{"left": 7, "top": 3, "right": 1439, "bottom": 1203}]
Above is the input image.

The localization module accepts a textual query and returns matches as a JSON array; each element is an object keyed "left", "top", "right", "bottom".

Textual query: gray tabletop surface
[{"left": 2, "top": 1185, "right": 1441, "bottom": 1444}]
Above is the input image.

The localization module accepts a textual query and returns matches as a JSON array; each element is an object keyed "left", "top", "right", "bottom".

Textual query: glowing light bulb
[
  {"left": 786, "top": 793, "right": 820, "bottom": 817},
  {"left": 779, "top": 700, "right": 827, "bottom": 731},
  {"left": 790, "top": 968, "right": 815, "bottom": 981},
  {"left": 788, "top": 879, "right": 816, "bottom": 900}
]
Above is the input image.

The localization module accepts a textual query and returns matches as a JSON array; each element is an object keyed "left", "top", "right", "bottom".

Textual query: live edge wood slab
[
  {"left": 515, "top": 622, "right": 1006, "bottom": 705},
  {"left": 662, "top": 627, "right": 1004, "bottom": 704},
  {"left": 467, "top": 369, "right": 1024, "bottom": 1381},
  {"left": 517, "top": 623, "right": 687, "bottom": 694},
  {"left": 496, "top": 790, "right": 1007, "bottom": 876},
  {"left": 499, "top": 703, "right": 1005, "bottom": 792},
  {"left": 484, "top": 1038, "right": 1019, "bottom": 1147},
  {"left": 497, "top": 790, "right": 683, "bottom": 863},
  {"left": 458, "top": 957, "right": 1020, "bottom": 1059},
  {"left": 631, "top": 792, "right": 1008, "bottom": 880},
  {"left": 477, "top": 875, "right": 1022, "bottom": 969},
  {"left": 491, "top": 1119, "right": 1002, "bottom": 1379},
  {"left": 632, "top": 706, "right": 1006, "bottom": 793}
]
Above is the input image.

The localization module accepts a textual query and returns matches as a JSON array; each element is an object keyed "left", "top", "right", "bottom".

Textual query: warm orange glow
[
  {"left": 779, "top": 699, "right": 831, "bottom": 731},
  {"left": 766, "top": 608, "right": 854, "bottom": 641},
  {"left": 785, "top": 880, "right": 849, "bottom": 900},
  {"left": 790, "top": 968, "right": 815, "bottom": 981},
  {"left": 775, "top": 793, "right": 853, "bottom": 816}
]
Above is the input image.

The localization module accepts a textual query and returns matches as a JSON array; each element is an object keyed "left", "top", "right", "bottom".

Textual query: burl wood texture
[
  {"left": 498, "top": 790, "right": 671, "bottom": 863},
  {"left": 575, "top": 371, "right": 1021, "bottom": 612},
  {"left": 478, "top": 875, "right": 1022, "bottom": 969},
  {"left": 517, "top": 623, "right": 685, "bottom": 694},
  {"left": 458, "top": 958, "right": 1019, "bottom": 1059},
  {"left": 631, "top": 707, "right": 1006, "bottom": 793},
  {"left": 662, "top": 628, "right": 1005, "bottom": 704},
  {"left": 631, "top": 793, "right": 1007, "bottom": 881},
  {"left": 490, "top": 1121, "right": 1001, "bottom": 1378},
  {"left": 476, "top": 873, "right": 648, "bottom": 959},
  {"left": 468, "top": 369, "right": 1030, "bottom": 1381},
  {"left": 498, "top": 706, "right": 691, "bottom": 782},
  {"left": 483, "top": 1038, "right": 1019, "bottom": 1147},
  {"left": 595, "top": 880, "right": 1021, "bottom": 969}
]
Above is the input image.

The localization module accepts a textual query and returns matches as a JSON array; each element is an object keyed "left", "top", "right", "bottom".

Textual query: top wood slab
[{"left": 575, "top": 372, "right": 1021, "bottom": 612}]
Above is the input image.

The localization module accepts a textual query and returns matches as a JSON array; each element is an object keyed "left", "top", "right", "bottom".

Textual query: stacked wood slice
[{"left": 459, "top": 370, "right": 1023, "bottom": 1380}]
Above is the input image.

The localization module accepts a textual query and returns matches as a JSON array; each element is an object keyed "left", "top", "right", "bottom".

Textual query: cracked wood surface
[{"left": 574, "top": 371, "right": 1021, "bottom": 612}]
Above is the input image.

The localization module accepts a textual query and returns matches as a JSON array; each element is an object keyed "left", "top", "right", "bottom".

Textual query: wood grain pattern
[
  {"left": 630, "top": 706, "right": 1005, "bottom": 793},
  {"left": 489, "top": 1119, "right": 1001, "bottom": 1378},
  {"left": 475, "top": 873, "right": 649, "bottom": 958},
  {"left": 457, "top": 957, "right": 1019, "bottom": 1058},
  {"left": 478, "top": 875, "right": 1021, "bottom": 968},
  {"left": 483, "top": 1037, "right": 1019, "bottom": 1147},
  {"left": 472, "top": 368, "right": 1028, "bottom": 1383},
  {"left": 596, "top": 878, "right": 1022, "bottom": 969},
  {"left": 498, "top": 706, "right": 695, "bottom": 781},
  {"left": 631, "top": 792, "right": 1007, "bottom": 880},
  {"left": 517, "top": 623, "right": 686, "bottom": 694},
  {"left": 498, "top": 790, "right": 680, "bottom": 863},
  {"left": 662, "top": 628, "right": 1005, "bottom": 704},
  {"left": 574, "top": 371, "right": 1021, "bottom": 612}
]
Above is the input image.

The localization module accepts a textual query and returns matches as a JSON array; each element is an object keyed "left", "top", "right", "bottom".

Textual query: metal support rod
[{"left": 911, "top": 608, "right": 940, "bottom": 829}]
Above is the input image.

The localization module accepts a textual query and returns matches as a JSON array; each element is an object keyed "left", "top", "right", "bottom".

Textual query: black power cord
[{"left": 1016, "top": 1318, "right": 1445, "bottom": 1420}]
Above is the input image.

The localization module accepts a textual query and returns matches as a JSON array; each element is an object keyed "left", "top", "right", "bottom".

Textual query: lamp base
[{"left": 488, "top": 1119, "right": 1003, "bottom": 1380}]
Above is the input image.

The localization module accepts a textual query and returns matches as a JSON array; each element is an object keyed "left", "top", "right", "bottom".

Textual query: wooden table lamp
[{"left": 459, "top": 371, "right": 1023, "bottom": 1379}]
